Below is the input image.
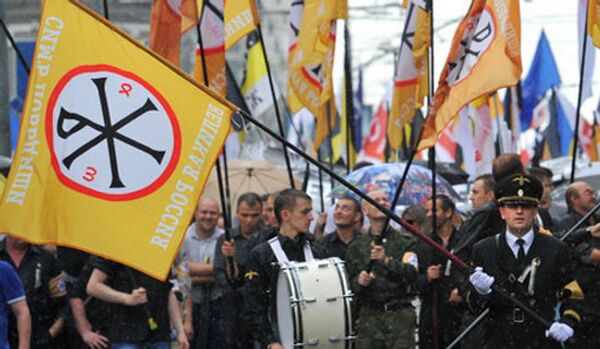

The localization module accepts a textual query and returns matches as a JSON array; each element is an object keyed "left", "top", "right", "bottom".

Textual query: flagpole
[
  {"left": 317, "top": 152, "right": 325, "bottom": 212},
  {"left": 237, "top": 109, "right": 556, "bottom": 332},
  {"left": 195, "top": 13, "right": 231, "bottom": 233},
  {"left": 429, "top": 0, "right": 437, "bottom": 233},
  {"left": 0, "top": 18, "right": 30, "bottom": 74},
  {"left": 102, "top": 0, "right": 109, "bottom": 20},
  {"left": 327, "top": 103, "right": 336, "bottom": 205},
  {"left": 344, "top": 21, "right": 354, "bottom": 174},
  {"left": 492, "top": 93, "right": 505, "bottom": 154},
  {"left": 255, "top": 25, "right": 296, "bottom": 189},
  {"left": 570, "top": 0, "right": 590, "bottom": 183}
]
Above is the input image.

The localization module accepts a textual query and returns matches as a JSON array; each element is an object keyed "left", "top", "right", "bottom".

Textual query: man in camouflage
[{"left": 345, "top": 188, "right": 418, "bottom": 348}]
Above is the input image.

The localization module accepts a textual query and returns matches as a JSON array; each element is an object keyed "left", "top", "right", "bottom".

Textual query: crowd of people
[{"left": 1, "top": 152, "right": 600, "bottom": 349}]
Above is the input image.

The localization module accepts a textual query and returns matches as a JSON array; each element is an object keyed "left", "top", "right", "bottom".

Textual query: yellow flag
[
  {"left": 289, "top": 0, "right": 347, "bottom": 69},
  {"left": 224, "top": 0, "right": 260, "bottom": 50},
  {"left": 0, "top": 0, "right": 234, "bottom": 280},
  {"left": 588, "top": 0, "right": 600, "bottom": 47},
  {"left": 0, "top": 174, "right": 5, "bottom": 197},
  {"left": 418, "top": 0, "right": 521, "bottom": 151},
  {"left": 287, "top": 1, "right": 341, "bottom": 149},
  {"left": 388, "top": 1, "right": 429, "bottom": 150}
]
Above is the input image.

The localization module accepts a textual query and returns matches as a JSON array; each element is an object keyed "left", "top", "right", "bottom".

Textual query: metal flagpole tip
[{"left": 231, "top": 110, "right": 245, "bottom": 132}]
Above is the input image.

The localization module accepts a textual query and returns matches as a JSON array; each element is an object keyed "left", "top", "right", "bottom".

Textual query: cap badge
[{"left": 518, "top": 189, "right": 524, "bottom": 197}]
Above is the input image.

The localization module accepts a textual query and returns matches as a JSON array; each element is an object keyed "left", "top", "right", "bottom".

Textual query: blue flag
[{"left": 521, "top": 31, "right": 561, "bottom": 131}]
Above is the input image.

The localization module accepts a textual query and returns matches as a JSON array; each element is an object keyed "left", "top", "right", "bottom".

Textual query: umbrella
[
  {"left": 331, "top": 163, "right": 461, "bottom": 207},
  {"left": 202, "top": 159, "right": 302, "bottom": 206},
  {"left": 413, "top": 160, "right": 469, "bottom": 185}
]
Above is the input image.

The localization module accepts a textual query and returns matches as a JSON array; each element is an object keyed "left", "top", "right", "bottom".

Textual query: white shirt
[{"left": 505, "top": 228, "right": 534, "bottom": 259}]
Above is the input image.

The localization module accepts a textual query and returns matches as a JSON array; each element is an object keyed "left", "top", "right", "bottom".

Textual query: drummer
[{"left": 243, "top": 188, "right": 325, "bottom": 349}]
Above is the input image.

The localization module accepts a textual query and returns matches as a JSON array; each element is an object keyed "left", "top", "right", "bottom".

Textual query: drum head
[{"left": 276, "top": 267, "right": 297, "bottom": 348}]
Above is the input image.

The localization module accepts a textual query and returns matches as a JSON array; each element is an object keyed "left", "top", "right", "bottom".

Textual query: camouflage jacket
[{"left": 345, "top": 227, "right": 418, "bottom": 307}]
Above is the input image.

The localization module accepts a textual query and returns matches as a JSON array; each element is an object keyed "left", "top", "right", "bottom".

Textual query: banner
[
  {"left": 224, "top": 0, "right": 259, "bottom": 50},
  {"left": 240, "top": 32, "right": 273, "bottom": 116},
  {"left": 287, "top": 0, "right": 345, "bottom": 149},
  {"left": 588, "top": 0, "right": 600, "bottom": 47},
  {"left": 0, "top": 0, "right": 235, "bottom": 279},
  {"left": 149, "top": 0, "right": 183, "bottom": 65},
  {"left": 196, "top": 0, "right": 226, "bottom": 96},
  {"left": 418, "top": 0, "right": 521, "bottom": 151},
  {"left": 388, "top": 0, "right": 429, "bottom": 151}
]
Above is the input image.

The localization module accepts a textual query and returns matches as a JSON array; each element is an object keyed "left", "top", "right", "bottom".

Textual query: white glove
[
  {"left": 469, "top": 267, "right": 494, "bottom": 295},
  {"left": 545, "top": 322, "right": 574, "bottom": 343}
]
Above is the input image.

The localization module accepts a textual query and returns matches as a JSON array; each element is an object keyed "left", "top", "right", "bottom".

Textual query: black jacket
[
  {"left": 469, "top": 229, "right": 582, "bottom": 348},
  {"left": 243, "top": 233, "right": 325, "bottom": 345}
]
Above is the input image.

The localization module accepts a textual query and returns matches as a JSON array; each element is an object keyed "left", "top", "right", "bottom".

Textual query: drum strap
[{"left": 268, "top": 237, "right": 314, "bottom": 263}]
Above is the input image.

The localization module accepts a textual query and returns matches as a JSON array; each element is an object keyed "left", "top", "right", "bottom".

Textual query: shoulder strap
[
  {"left": 268, "top": 236, "right": 315, "bottom": 263},
  {"left": 268, "top": 237, "right": 288, "bottom": 263}
]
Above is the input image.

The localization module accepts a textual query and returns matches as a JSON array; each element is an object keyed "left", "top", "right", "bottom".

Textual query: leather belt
[{"left": 364, "top": 300, "right": 410, "bottom": 313}]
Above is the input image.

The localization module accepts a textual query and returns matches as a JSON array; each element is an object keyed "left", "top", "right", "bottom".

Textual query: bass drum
[{"left": 275, "top": 257, "right": 355, "bottom": 349}]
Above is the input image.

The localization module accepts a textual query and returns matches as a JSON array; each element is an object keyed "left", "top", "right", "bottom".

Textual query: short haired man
[
  {"left": 558, "top": 181, "right": 599, "bottom": 234},
  {"left": 415, "top": 195, "right": 463, "bottom": 348},
  {"left": 468, "top": 174, "right": 582, "bottom": 347},
  {"left": 345, "top": 189, "right": 418, "bottom": 348},
  {"left": 244, "top": 189, "right": 324, "bottom": 349},
  {"left": 456, "top": 155, "right": 525, "bottom": 264},
  {"left": 529, "top": 167, "right": 556, "bottom": 232},
  {"left": 469, "top": 174, "right": 495, "bottom": 211},
  {"left": 185, "top": 198, "right": 225, "bottom": 349},
  {"left": 260, "top": 193, "right": 278, "bottom": 228},
  {"left": 315, "top": 196, "right": 362, "bottom": 260},
  {"left": 0, "top": 237, "right": 66, "bottom": 349},
  {"left": 214, "top": 192, "right": 262, "bottom": 349}
]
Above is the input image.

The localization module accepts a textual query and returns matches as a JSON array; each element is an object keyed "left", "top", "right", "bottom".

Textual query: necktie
[{"left": 516, "top": 238, "right": 525, "bottom": 264}]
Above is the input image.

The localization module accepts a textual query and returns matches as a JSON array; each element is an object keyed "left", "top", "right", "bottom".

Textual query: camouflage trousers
[{"left": 355, "top": 305, "right": 416, "bottom": 349}]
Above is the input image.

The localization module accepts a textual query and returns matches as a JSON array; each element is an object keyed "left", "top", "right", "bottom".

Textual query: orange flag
[
  {"left": 417, "top": 0, "right": 521, "bottom": 151},
  {"left": 149, "top": 0, "right": 182, "bottom": 66},
  {"left": 149, "top": 0, "right": 199, "bottom": 66}
]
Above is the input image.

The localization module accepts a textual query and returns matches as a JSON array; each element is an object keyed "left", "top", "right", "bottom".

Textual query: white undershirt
[{"left": 505, "top": 228, "right": 534, "bottom": 259}]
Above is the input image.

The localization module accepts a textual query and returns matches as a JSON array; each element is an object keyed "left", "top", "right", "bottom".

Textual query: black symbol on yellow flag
[{"left": 57, "top": 77, "right": 165, "bottom": 188}]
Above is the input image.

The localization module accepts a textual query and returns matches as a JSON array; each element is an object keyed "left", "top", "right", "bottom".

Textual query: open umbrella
[
  {"left": 413, "top": 160, "right": 469, "bottom": 185},
  {"left": 331, "top": 163, "right": 461, "bottom": 206},
  {"left": 202, "top": 159, "right": 302, "bottom": 206}
]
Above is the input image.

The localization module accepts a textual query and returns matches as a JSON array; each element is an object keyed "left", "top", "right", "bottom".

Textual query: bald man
[{"left": 185, "top": 198, "right": 225, "bottom": 349}]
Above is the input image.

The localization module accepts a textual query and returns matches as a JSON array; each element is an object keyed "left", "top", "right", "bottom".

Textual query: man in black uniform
[
  {"left": 315, "top": 196, "right": 361, "bottom": 260},
  {"left": 214, "top": 192, "right": 262, "bottom": 349},
  {"left": 56, "top": 247, "right": 110, "bottom": 348},
  {"left": 468, "top": 174, "right": 582, "bottom": 348},
  {"left": 416, "top": 195, "right": 463, "bottom": 349},
  {"left": 0, "top": 237, "right": 66, "bottom": 349},
  {"left": 86, "top": 257, "right": 188, "bottom": 349},
  {"left": 244, "top": 188, "right": 324, "bottom": 349}
]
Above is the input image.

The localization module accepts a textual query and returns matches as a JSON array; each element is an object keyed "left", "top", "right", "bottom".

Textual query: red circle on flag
[{"left": 45, "top": 64, "right": 181, "bottom": 201}]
